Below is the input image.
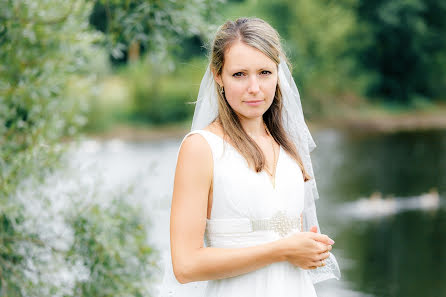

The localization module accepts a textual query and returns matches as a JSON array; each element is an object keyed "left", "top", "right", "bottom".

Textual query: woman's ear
[{"left": 211, "top": 68, "right": 223, "bottom": 88}]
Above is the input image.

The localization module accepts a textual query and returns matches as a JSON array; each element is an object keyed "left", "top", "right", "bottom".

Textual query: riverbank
[
  {"left": 310, "top": 101, "right": 446, "bottom": 134},
  {"left": 83, "top": 102, "right": 446, "bottom": 141}
]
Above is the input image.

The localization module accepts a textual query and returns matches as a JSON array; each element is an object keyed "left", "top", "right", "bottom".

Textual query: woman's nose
[{"left": 247, "top": 76, "right": 260, "bottom": 94}]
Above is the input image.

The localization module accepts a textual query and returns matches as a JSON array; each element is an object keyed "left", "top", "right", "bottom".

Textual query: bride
[{"left": 161, "top": 17, "right": 340, "bottom": 296}]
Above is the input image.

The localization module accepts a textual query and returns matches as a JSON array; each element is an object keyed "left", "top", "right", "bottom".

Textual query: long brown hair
[{"left": 209, "top": 17, "right": 312, "bottom": 182}]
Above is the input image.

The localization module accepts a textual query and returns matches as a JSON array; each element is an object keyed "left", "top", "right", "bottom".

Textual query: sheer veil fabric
[{"left": 158, "top": 57, "right": 340, "bottom": 296}]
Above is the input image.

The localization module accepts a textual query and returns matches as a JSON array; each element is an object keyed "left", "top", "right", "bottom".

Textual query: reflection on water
[
  {"left": 71, "top": 128, "right": 446, "bottom": 297},
  {"left": 340, "top": 190, "right": 441, "bottom": 219},
  {"left": 312, "top": 128, "right": 446, "bottom": 297}
]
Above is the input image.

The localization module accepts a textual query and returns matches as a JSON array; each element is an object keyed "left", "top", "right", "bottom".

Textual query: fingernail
[{"left": 329, "top": 239, "right": 335, "bottom": 244}]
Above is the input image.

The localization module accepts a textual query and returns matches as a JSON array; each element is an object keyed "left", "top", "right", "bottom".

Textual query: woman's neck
[{"left": 239, "top": 116, "right": 268, "bottom": 138}]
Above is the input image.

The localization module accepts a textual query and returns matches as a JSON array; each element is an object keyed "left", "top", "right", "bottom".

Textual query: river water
[{"left": 71, "top": 128, "right": 446, "bottom": 297}]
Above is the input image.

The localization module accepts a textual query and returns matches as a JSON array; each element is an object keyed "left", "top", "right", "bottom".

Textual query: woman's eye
[{"left": 232, "top": 71, "right": 270, "bottom": 77}]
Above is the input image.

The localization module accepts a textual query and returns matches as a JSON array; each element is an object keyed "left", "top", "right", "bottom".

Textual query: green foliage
[
  {"left": 1, "top": 175, "right": 156, "bottom": 297},
  {"left": 0, "top": 0, "right": 104, "bottom": 294},
  {"left": 281, "top": 0, "right": 361, "bottom": 116},
  {"left": 350, "top": 0, "right": 446, "bottom": 103},
  {"left": 125, "top": 59, "right": 198, "bottom": 125},
  {"left": 0, "top": 0, "right": 105, "bottom": 197},
  {"left": 1, "top": 198, "right": 71, "bottom": 296},
  {"left": 0, "top": 209, "right": 28, "bottom": 296},
  {"left": 83, "top": 57, "right": 205, "bottom": 128},
  {"left": 82, "top": 0, "right": 228, "bottom": 129},
  {"left": 67, "top": 197, "right": 156, "bottom": 297},
  {"left": 89, "top": 0, "right": 224, "bottom": 64},
  {"left": 0, "top": 1, "right": 157, "bottom": 296}
]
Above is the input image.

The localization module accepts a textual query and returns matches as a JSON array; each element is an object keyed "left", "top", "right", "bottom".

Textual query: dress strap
[
  {"left": 177, "top": 129, "right": 226, "bottom": 162},
  {"left": 178, "top": 129, "right": 209, "bottom": 147}
]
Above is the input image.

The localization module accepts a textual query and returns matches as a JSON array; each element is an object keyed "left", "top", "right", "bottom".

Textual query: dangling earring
[{"left": 220, "top": 86, "right": 225, "bottom": 96}]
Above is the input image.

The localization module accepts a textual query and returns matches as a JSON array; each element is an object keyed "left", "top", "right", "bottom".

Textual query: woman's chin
[{"left": 236, "top": 109, "right": 268, "bottom": 120}]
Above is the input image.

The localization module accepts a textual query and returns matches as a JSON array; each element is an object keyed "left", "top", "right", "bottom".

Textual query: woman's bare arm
[{"left": 170, "top": 134, "right": 333, "bottom": 284}]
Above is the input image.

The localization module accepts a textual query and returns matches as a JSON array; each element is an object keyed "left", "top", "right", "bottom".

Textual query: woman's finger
[
  {"left": 315, "top": 241, "right": 330, "bottom": 253},
  {"left": 308, "top": 259, "right": 325, "bottom": 269},
  {"left": 311, "top": 233, "right": 335, "bottom": 245},
  {"left": 319, "top": 251, "right": 330, "bottom": 260}
]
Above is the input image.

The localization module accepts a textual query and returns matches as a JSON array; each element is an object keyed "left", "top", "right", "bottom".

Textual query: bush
[
  {"left": 67, "top": 197, "right": 156, "bottom": 297},
  {"left": 0, "top": 0, "right": 104, "bottom": 197},
  {"left": 0, "top": 1, "right": 157, "bottom": 296}
]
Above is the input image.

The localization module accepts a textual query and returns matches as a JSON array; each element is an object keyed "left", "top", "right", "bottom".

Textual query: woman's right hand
[{"left": 279, "top": 226, "right": 334, "bottom": 270}]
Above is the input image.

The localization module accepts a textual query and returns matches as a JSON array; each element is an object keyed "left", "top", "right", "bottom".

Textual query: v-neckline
[
  {"left": 261, "top": 146, "right": 281, "bottom": 190},
  {"left": 201, "top": 129, "right": 281, "bottom": 190}
]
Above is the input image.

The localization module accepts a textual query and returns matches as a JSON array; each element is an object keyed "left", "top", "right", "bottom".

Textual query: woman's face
[{"left": 214, "top": 41, "right": 278, "bottom": 120}]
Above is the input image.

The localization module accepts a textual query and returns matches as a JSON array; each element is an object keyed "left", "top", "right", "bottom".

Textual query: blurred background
[{"left": 1, "top": 0, "right": 445, "bottom": 296}]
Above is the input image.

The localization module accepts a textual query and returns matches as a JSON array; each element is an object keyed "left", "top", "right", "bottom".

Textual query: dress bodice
[
  {"left": 188, "top": 130, "right": 304, "bottom": 219},
  {"left": 180, "top": 129, "right": 305, "bottom": 247}
]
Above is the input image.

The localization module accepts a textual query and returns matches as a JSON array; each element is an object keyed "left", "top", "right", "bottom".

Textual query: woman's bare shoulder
[
  {"left": 179, "top": 132, "right": 211, "bottom": 159},
  {"left": 179, "top": 121, "right": 223, "bottom": 159},
  {"left": 176, "top": 134, "right": 213, "bottom": 187}
]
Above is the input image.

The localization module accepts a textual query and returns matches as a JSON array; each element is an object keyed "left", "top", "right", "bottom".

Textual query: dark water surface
[{"left": 313, "top": 129, "right": 446, "bottom": 297}]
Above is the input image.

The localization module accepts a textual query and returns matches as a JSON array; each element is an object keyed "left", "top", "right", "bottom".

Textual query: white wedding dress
[{"left": 157, "top": 129, "right": 320, "bottom": 297}]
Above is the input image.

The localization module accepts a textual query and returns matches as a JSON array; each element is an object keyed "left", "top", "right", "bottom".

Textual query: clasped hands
[{"left": 281, "top": 226, "right": 334, "bottom": 270}]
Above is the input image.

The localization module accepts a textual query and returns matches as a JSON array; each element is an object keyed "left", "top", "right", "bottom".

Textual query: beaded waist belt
[{"left": 205, "top": 210, "right": 301, "bottom": 238}]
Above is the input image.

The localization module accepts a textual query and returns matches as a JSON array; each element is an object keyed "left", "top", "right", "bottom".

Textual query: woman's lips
[{"left": 244, "top": 100, "right": 263, "bottom": 106}]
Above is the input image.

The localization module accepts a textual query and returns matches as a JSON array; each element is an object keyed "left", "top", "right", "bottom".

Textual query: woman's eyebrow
[
  {"left": 232, "top": 68, "right": 248, "bottom": 72},
  {"left": 229, "top": 66, "right": 274, "bottom": 72}
]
